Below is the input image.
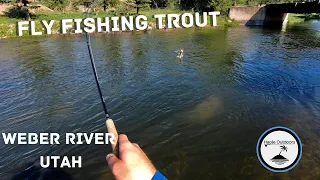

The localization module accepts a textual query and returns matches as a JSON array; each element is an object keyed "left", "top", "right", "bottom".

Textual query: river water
[{"left": 0, "top": 21, "right": 320, "bottom": 179}]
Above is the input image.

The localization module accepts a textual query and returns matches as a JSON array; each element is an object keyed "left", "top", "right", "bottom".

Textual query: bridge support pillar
[
  {"left": 229, "top": 6, "right": 289, "bottom": 27},
  {"left": 264, "top": 11, "right": 288, "bottom": 26}
]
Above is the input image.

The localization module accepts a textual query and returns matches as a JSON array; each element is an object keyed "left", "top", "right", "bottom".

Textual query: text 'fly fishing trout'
[{"left": 84, "top": 3, "right": 119, "bottom": 157}]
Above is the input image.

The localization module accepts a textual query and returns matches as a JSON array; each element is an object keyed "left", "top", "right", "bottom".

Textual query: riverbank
[
  {"left": 0, "top": 7, "right": 236, "bottom": 38},
  {"left": 288, "top": 13, "right": 320, "bottom": 24}
]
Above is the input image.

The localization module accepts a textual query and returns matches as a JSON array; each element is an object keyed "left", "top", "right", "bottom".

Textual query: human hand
[{"left": 106, "top": 134, "right": 156, "bottom": 180}]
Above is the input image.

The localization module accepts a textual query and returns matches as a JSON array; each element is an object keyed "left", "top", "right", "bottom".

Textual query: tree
[
  {"left": 135, "top": 0, "right": 151, "bottom": 14},
  {"left": 117, "top": 0, "right": 135, "bottom": 15},
  {"left": 279, "top": 145, "right": 288, "bottom": 155},
  {"left": 207, "top": 0, "right": 233, "bottom": 15},
  {"left": 103, "top": 0, "right": 107, "bottom": 11},
  {"left": 43, "top": 0, "right": 69, "bottom": 11},
  {"left": 22, "top": 0, "right": 28, "bottom": 6},
  {"left": 106, "top": 0, "right": 120, "bottom": 7}
]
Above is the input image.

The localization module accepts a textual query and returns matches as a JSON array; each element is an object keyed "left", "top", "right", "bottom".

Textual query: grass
[
  {"left": 288, "top": 13, "right": 320, "bottom": 24},
  {"left": 0, "top": 8, "right": 234, "bottom": 38},
  {"left": 0, "top": 15, "right": 19, "bottom": 37},
  {"left": 287, "top": 14, "right": 306, "bottom": 24},
  {"left": 35, "top": 11, "right": 114, "bottom": 20},
  {"left": 304, "top": 13, "right": 320, "bottom": 21},
  {"left": 0, "top": 11, "right": 121, "bottom": 37},
  {"left": 139, "top": 8, "right": 190, "bottom": 20}
]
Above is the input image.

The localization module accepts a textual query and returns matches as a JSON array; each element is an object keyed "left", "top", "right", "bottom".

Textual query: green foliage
[
  {"left": 135, "top": 0, "right": 151, "bottom": 14},
  {"left": 43, "top": 0, "right": 69, "bottom": 10},
  {"left": 136, "top": 0, "right": 151, "bottom": 9},
  {"left": 304, "top": 13, "right": 320, "bottom": 21},
  {"left": 107, "top": 0, "right": 119, "bottom": 7},
  {"left": 5, "top": 6, "right": 31, "bottom": 19},
  {"left": 5, "top": 0, "right": 305, "bottom": 14},
  {"left": 207, "top": 0, "right": 233, "bottom": 15},
  {"left": 115, "top": 0, "right": 151, "bottom": 15},
  {"left": 176, "top": 0, "right": 302, "bottom": 13},
  {"left": 0, "top": 18, "right": 17, "bottom": 37},
  {"left": 167, "top": 0, "right": 176, "bottom": 9},
  {"left": 287, "top": 14, "right": 304, "bottom": 23},
  {"left": 116, "top": 0, "right": 135, "bottom": 15},
  {"left": 288, "top": 13, "right": 320, "bottom": 24}
]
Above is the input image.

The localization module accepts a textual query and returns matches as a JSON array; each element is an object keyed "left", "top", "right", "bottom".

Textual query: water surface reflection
[{"left": 0, "top": 21, "right": 320, "bottom": 179}]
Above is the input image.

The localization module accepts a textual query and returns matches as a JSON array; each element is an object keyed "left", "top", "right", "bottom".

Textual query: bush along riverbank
[
  {"left": 0, "top": 4, "right": 238, "bottom": 38},
  {"left": 287, "top": 13, "right": 320, "bottom": 24}
]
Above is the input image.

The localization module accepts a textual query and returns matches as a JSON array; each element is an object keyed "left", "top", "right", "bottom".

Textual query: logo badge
[{"left": 256, "top": 126, "right": 302, "bottom": 172}]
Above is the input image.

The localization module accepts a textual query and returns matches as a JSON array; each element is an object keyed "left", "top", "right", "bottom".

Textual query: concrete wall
[
  {"left": 229, "top": 6, "right": 266, "bottom": 26},
  {"left": 229, "top": 6, "right": 287, "bottom": 26}
]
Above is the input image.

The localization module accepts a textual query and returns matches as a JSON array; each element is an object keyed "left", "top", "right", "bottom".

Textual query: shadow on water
[{"left": 11, "top": 160, "right": 73, "bottom": 180}]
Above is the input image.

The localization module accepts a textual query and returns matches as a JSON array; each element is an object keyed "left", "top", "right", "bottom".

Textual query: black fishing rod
[
  {"left": 84, "top": 4, "right": 119, "bottom": 156},
  {"left": 85, "top": 9, "right": 109, "bottom": 118}
]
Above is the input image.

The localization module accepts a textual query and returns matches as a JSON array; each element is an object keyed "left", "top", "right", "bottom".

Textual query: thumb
[{"left": 106, "top": 153, "right": 120, "bottom": 169}]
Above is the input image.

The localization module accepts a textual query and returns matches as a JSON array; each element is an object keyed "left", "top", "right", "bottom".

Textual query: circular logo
[{"left": 256, "top": 126, "right": 302, "bottom": 172}]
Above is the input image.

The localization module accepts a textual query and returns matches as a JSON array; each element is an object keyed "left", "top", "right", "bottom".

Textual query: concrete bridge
[{"left": 229, "top": 2, "right": 320, "bottom": 26}]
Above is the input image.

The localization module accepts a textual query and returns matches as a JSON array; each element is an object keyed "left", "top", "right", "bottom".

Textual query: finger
[
  {"left": 118, "top": 134, "right": 130, "bottom": 144},
  {"left": 106, "top": 153, "right": 120, "bottom": 169},
  {"left": 132, "top": 143, "right": 148, "bottom": 158},
  {"left": 118, "top": 134, "right": 132, "bottom": 154},
  {"left": 132, "top": 143, "right": 140, "bottom": 149}
]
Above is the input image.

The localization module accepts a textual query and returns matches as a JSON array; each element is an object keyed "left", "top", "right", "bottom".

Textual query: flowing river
[{"left": 0, "top": 21, "right": 320, "bottom": 179}]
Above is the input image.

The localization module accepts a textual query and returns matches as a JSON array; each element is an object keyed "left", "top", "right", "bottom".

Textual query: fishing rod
[{"left": 84, "top": 3, "right": 119, "bottom": 156}]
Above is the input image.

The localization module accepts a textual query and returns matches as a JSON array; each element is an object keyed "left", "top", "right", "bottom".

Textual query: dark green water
[{"left": 1, "top": 21, "right": 320, "bottom": 179}]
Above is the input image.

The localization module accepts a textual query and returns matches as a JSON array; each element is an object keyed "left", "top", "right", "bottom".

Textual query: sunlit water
[{"left": 0, "top": 21, "right": 320, "bottom": 179}]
